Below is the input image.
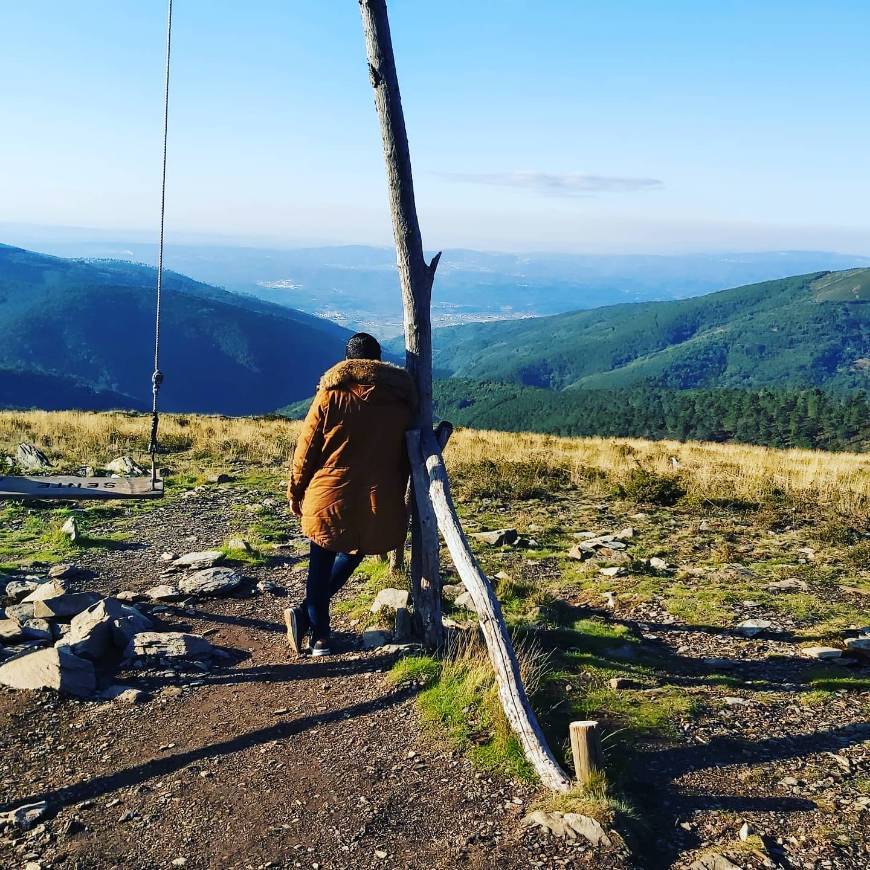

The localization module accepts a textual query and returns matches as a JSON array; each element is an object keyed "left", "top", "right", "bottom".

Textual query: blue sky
[{"left": 3, "top": 0, "right": 870, "bottom": 253}]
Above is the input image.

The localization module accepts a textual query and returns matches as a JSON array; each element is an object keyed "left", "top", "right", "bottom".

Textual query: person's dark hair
[{"left": 345, "top": 332, "right": 382, "bottom": 361}]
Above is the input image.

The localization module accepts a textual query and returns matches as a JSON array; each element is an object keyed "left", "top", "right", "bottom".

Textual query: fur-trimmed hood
[{"left": 318, "top": 358, "right": 417, "bottom": 405}]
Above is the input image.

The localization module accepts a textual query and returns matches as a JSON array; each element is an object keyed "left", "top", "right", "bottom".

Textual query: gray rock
[
  {"left": 371, "top": 588, "right": 410, "bottom": 614},
  {"left": 736, "top": 618, "right": 772, "bottom": 637},
  {"left": 48, "top": 563, "right": 85, "bottom": 580},
  {"left": 98, "top": 684, "right": 147, "bottom": 704},
  {"left": 844, "top": 637, "right": 870, "bottom": 659},
  {"left": 567, "top": 543, "right": 595, "bottom": 561},
  {"left": 105, "top": 455, "right": 145, "bottom": 476},
  {"left": 0, "top": 648, "right": 95, "bottom": 697},
  {"left": 64, "top": 598, "right": 153, "bottom": 660},
  {"left": 144, "top": 584, "right": 182, "bottom": 602},
  {"left": 21, "top": 618, "right": 52, "bottom": 643},
  {"left": 21, "top": 579, "right": 66, "bottom": 603},
  {"left": 207, "top": 472, "right": 233, "bottom": 484},
  {"left": 225, "top": 538, "right": 251, "bottom": 552},
  {"left": 256, "top": 580, "right": 281, "bottom": 595},
  {"left": 521, "top": 811, "right": 612, "bottom": 846},
  {"left": 608, "top": 677, "right": 640, "bottom": 690},
  {"left": 599, "top": 566, "right": 627, "bottom": 577},
  {"left": 766, "top": 578, "right": 808, "bottom": 593},
  {"left": 0, "top": 618, "right": 24, "bottom": 643},
  {"left": 441, "top": 584, "right": 464, "bottom": 598},
  {"left": 178, "top": 567, "right": 242, "bottom": 597},
  {"left": 32, "top": 592, "right": 101, "bottom": 620},
  {"left": 5, "top": 602, "right": 36, "bottom": 623},
  {"left": 648, "top": 557, "right": 670, "bottom": 572},
  {"left": 362, "top": 629, "right": 389, "bottom": 650},
  {"left": 470, "top": 528, "right": 518, "bottom": 547},
  {"left": 5, "top": 579, "right": 41, "bottom": 602},
  {"left": 802, "top": 646, "right": 842, "bottom": 660},
  {"left": 0, "top": 799, "right": 48, "bottom": 830},
  {"left": 454, "top": 591, "right": 477, "bottom": 612},
  {"left": 16, "top": 443, "right": 50, "bottom": 470},
  {"left": 173, "top": 550, "right": 225, "bottom": 570},
  {"left": 125, "top": 631, "right": 213, "bottom": 663},
  {"left": 612, "top": 527, "right": 635, "bottom": 541},
  {"left": 61, "top": 516, "right": 79, "bottom": 542}
]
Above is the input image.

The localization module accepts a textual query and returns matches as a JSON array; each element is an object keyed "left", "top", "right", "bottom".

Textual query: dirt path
[{"left": 0, "top": 487, "right": 628, "bottom": 870}]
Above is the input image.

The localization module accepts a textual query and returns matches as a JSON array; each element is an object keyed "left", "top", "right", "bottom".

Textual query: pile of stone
[
  {"left": 0, "top": 552, "right": 239, "bottom": 700},
  {"left": 567, "top": 527, "right": 635, "bottom": 562}
]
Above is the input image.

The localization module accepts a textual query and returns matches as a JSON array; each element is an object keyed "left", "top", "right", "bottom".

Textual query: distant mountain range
[
  {"left": 419, "top": 270, "right": 870, "bottom": 392},
  {"left": 9, "top": 233, "right": 870, "bottom": 339},
  {"left": 0, "top": 244, "right": 351, "bottom": 414}
]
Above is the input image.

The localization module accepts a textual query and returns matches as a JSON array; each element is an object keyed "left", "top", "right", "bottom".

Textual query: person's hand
[{"left": 290, "top": 496, "right": 302, "bottom": 517}]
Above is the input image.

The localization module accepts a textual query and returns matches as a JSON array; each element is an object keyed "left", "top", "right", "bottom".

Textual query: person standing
[{"left": 285, "top": 333, "right": 416, "bottom": 657}]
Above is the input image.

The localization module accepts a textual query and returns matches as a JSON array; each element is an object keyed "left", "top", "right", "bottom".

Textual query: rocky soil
[
  {"left": 0, "top": 484, "right": 630, "bottom": 870},
  {"left": 1, "top": 476, "right": 868, "bottom": 869}
]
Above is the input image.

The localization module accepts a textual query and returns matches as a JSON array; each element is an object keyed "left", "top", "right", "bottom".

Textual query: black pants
[{"left": 303, "top": 541, "right": 364, "bottom": 641}]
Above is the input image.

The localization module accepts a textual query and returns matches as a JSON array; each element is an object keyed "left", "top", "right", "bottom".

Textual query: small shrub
[
  {"left": 452, "top": 458, "right": 572, "bottom": 501},
  {"left": 614, "top": 469, "right": 685, "bottom": 506}
]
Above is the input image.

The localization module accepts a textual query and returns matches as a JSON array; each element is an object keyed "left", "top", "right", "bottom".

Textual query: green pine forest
[{"left": 431, "top": 380, "right": 868, "bottom": 452}]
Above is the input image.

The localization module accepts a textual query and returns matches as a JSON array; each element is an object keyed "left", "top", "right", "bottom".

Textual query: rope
[{"left": 149, "top": 0, "right": 173, "bottom": 488}]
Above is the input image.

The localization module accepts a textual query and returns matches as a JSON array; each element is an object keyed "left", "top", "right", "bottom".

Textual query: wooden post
[
  {"left": 360, "top": 0, "right": 443, "bottom": 648},
  {"left": 388, "top": 423, "right": 452, "bottom": 576},
  {"left": 412, "top": 428, "right": 572, "bottom": 792},
  {"left": 569, "top": 720, "right": 604, "bottom": 786}
]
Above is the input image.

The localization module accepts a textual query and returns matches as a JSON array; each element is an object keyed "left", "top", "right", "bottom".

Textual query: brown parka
[{"left": 287, "top": 358, "right": 417, "bottom": 555}]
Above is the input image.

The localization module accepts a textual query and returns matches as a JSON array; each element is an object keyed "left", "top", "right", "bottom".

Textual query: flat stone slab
[
  {"left": 32, "top": 592, "right": 101, "bottom": 620},
  {"left": 173, "top": 550, "right": 225, "bottom": 570},
  {"left": 0, "top": 648, "right": 95, "bottom": 697},
  {"left": 766, "top": 578, "right": 809, "bottom": 593},
  {"left": 0, "top": 799, "right": 48, "bottom": 830},
  {"left": 21, "top": 579, "right": 66, "bottom": 603},
  {"left": 802, "top": 646, "right": 842, "bottom": 660},
  {"left": 178, "top": 567, "right": 242, "bottom": 597},
  {"left": 125, "top": 631, "right": 214, "bottom": 663},
  {"left": 522, "top": 810, "right": 612, "bottom": 846}
]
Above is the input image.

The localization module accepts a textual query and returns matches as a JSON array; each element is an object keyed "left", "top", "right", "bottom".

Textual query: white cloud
[{"left": 438, "top": 170, "right": 663, "bottom": 196}]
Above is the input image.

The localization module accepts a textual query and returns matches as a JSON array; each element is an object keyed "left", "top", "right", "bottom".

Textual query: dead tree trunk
[
  {"left": 409, "top": 428, "right": 572, "bottom": 792},
  {"left": 359, "top": 0, "right": 570, "bottom": 792},
  {"left": 360, "top": 0, "right": 443, "bottom": 648}
]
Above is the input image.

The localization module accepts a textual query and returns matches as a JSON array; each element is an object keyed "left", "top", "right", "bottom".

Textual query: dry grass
[
  {"left": 0, "top": 411, "right": 867, "bottom": 515},
  {"left": 447, "top": 428, "right": 869, "bottom": 516}
]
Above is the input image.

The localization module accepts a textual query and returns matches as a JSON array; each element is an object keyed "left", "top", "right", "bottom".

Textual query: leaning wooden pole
[
  {"left": 360, "top": 0, "right": 443, "bottom": 647},
  {"left": 411, "top": 428, "right": 572, "bottom": 791}
]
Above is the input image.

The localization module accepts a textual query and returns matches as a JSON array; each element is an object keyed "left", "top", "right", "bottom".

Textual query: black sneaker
[
  {"left": 310, "top": 639, "right": 332, "bottom": 658},
  {"left": 284, "top": 606, "right": 309, "bottom": 655}
]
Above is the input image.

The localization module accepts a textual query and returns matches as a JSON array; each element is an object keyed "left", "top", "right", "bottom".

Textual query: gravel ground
[{"left": 0, "top": 485, "right": 632, "bottom": 870}]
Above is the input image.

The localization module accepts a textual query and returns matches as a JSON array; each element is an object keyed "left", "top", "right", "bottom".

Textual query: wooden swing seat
[{"left": 0, "top": 475, "right": 164, "bottom": 501}]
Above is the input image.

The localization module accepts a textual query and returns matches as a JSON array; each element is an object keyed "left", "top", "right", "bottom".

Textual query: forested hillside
[
  {"left": 424, "top": 270, "right": 870, "bottom": 391},
  {"left": 0, "top": 244, "right": 351, "bottom": 414},
  {"left": 431, "top": 380, "right": 869, "bottom": 451}
]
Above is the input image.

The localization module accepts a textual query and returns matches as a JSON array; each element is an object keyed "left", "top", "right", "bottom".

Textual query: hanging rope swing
[{"left": 0, "top": 0, "right": 174, "bottom": 501}]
